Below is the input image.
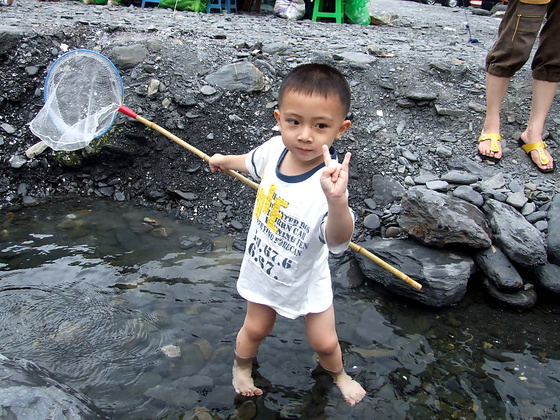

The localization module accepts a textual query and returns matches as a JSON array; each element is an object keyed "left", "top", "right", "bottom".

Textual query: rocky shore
[{"left": 1, "top": 0, "right": 559, "bottom": 309}]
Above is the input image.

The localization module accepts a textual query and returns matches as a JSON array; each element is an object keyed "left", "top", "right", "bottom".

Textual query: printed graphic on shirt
[{"left": 247, "top": 183, "right": 313, "bottom": 285}]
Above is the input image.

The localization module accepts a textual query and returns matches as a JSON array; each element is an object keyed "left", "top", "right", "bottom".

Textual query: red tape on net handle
[{"left": 118, "top": 105, "right": 138, "bottom": 119}]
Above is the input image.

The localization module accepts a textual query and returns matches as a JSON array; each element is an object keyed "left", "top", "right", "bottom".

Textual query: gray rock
[
  {"left": 0, "top": 25, "right": 24, "bottom": 55},
  {"left": 354, "top": 238, "right": 475, "bottom": 307},
  {"left": 528, "top": 263, "right": 560, "bottom": 294},
  {"left": 441, "top": 170, "right": 479, "bottom": 185},
  {"left": 0, "top": 354, "right": 108, "bottom": 419},
  {"left": 546, "top": 194, "right": 560, "bottom": 265},
  {"left": 434, "top": 105, "right": 466, "bottom": 117},
  {"left": 262, "top": 41, "right": 292, "bottom": 55},
  {"left": 205, "top": 62, "right": 266, "bottom": 92},
  {"left": 404, "top": 87, "right": 438, "bottom": 101},
  {"left": 200, "top": 85, "right": 217, "bottom": 96},
  {"left": 110, "top": 44, "right": 149, "bottom": 69},
  {"left": 482, "top": 278, "right": 537, "bottom": 309},
  {"left": 412, "top": 170, "right": 439, "bottom": 184},
  {"left": 452, "top": 185, "right": 484, "bottom": 207},
  {"left": 371, "top": 175, "right": 406, "bottom": 207},
  {"left": 521, "top": 201, "right": 536, "bottom": 215},
  {"left": 1, "top": 122, "right": 16, "bottom": 134},
  {"left": 9, "top": 154, "right": 27, "bottom": 168},
  {"left": 476, "top": 172, "right": 506, "bottom": 191},
  {"left": 436, "top": 145, "right": 453, "bottom": 157},
  {"left": 473, "top": 245, "right": 524, "bottom": 292},
  {"left": 144, "top": 385, "right": 199, "bottom": 407},
  {"left": 363, "top": 213, "right": 381, "bottom": 229},
  {"left": 505, "top": 191, "right": 528, "bottom": 209},
  {"left": 336, "top": 52, "right": 377, "bottom": 67},
  {"left": 425, "top": 180, "right": 449, "bottom": 192},
  {"left": 483, "top": 199, "right": 547, "bottom": 267},
  {"left": 525, "top": 211, "right": 547, "bottom": 223},
  {"left": 399, "top": 189, "right": 492, "bottom": 249},
  {"left": 535, "top": 220, "right": 548, "bottom": 232}
]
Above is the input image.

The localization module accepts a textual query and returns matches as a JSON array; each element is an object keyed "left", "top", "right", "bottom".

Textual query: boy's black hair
[{"left": 278, "top": 63, "right": 351, "bottom": 117}]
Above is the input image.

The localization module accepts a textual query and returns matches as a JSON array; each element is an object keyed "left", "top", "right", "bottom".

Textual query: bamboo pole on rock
[{"left": 119, "top": 106, "right": 422, "bottom": 291}]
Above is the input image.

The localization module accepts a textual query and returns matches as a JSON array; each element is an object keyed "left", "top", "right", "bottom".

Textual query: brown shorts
[{"left": 485, "top": 0, "right": 560, "bottom": 83}]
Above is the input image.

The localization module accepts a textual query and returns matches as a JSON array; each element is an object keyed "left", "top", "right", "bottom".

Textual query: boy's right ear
[{"left": 273, "top": 109, "right": 281, "bottom": 123}]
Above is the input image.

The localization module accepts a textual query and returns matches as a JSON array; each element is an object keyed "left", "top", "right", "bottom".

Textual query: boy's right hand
[{"left": 209, "top": 153, "right": 226, "bottom": 173}]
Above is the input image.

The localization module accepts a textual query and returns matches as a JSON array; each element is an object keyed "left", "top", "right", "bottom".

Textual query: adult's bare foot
[
  {"left": 232, "top": 357, "right": 263, "bottom": 397},
  {"left": 520, "top": 131, "right": 554, "bottom": 172},
  {"left": 477, "top": 133, "right": 503, "bottom": 162}
]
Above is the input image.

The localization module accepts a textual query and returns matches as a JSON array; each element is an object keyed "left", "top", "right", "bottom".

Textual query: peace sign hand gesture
[{"left": 320, "top": 144, "right": 351, "bottom": 201}]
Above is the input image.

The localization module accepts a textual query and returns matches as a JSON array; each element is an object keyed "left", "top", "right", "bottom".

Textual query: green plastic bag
[
  {"left": 159, "top": 0, "right": 206, "bottom": 12},
  {"left": 345, "top": 0, "right": 370, "bottom": 26}
]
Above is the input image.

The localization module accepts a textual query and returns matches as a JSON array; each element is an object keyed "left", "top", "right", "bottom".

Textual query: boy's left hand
[{"left": 320, "top": 144, "right": 351, "bottom": 199}]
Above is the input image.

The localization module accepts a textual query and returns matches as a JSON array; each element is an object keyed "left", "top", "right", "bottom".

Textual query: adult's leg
[
  {"left": 305, "top": 305, "right": 366, "bottom": 406},
  {"left": 233, "top": 302, "right": 276, "bottom": 397},
  {"left": 520, "top": 79, "right": 558, "bottom": 171},
  {"left": 479, "top": 0, "right": 546, "bottom": 160},
  {"left": 478, "top": 74, "right": 510, "bottom": 159},
  {"left": 521, "top": 0, "right": 560, "bottom": 171}
]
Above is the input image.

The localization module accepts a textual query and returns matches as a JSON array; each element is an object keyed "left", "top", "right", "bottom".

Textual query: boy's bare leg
[
  {"left": 305, "top": 306, "right": 366, "bottom": 406},
  {"left": 233, "top": 302, "right": 276, "bottom": 397}
]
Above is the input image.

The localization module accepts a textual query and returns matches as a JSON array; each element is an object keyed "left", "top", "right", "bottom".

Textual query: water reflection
[{"left": 0, "top": 197, "right": 559, "bottom": 419}]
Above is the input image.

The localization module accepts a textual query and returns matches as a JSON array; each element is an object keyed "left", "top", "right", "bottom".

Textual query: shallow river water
[{"left": 1, "top": 197, "right": 559, "bottom": 419}]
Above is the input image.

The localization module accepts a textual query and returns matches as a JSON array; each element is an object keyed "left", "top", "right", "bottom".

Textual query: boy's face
[{"left": 274, "top": 90, "right": 351, "bottom": 170}]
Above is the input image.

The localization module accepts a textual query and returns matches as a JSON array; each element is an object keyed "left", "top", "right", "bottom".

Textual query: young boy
[{"left": 209, "top": 63, "right": 366, "bottom": 406}]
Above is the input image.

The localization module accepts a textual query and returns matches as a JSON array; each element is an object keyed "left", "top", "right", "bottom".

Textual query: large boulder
[
  {"left": 353, "top": 238, "right": 475, "bottom": 307},
  {"left": 483, "top": 199, "right": 547, "bottom": 267},
  {"left": 473, "top": 245, "right": 524, "bottom": 292},
  {"left": 546, "top": 194, "right": 560, "bottom": 265},
  {"left": 399, "top": 188, "right": 492, "bottom": 249}
]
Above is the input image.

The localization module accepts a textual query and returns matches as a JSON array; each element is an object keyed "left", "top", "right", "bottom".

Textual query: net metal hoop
[{"left": 30, "top": 49, "right": 125, "bottom": 151}]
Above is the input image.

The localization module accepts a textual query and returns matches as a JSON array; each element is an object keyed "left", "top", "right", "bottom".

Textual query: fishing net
[{"left": 29, "top": 50, "right": 124, "bottom": 151}]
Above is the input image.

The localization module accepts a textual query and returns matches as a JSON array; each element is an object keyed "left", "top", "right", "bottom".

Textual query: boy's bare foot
[
  {"left": 232, "top": 357, "right": 263, "bottom": 397},
  {"left": 330, "top": 370, "right": 366, "bottom": 406}
]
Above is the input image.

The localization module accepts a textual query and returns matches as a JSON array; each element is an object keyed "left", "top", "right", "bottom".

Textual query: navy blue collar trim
[{"left": 275, "top": 146, "right": 338, "bottom": 183}]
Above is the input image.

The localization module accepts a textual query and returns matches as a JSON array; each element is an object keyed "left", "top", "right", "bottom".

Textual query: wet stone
[
  {"left": 230, "top": 220, "right": 243, "bottom": 231},
  {"left": 180, "top": 235, "right": 202, "bottom": 250},
  {"left": 364, "top": 213, "right": 381, "bottom": 230},
  {"left": 22, "top": 196, "right": 39, "bottom": 207}
]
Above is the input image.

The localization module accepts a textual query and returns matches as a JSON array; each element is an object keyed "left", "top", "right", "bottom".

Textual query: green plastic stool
[{"left": 312, "top": 0, "right": 344, "bottom": 23}]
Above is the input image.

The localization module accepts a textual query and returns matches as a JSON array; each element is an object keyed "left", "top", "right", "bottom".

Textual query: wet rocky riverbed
[{"left": 1, "top": 196, "right": 559, "bottom": 419}]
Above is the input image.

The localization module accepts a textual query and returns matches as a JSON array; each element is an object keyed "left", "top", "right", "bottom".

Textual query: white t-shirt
[{"left": 238, "top": 136, "right": 353, "bottom": 319}]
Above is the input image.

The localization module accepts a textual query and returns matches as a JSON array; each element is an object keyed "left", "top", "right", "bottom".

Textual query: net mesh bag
[{"left": 29, "top": 50, "right": 124, "bottom": 151}]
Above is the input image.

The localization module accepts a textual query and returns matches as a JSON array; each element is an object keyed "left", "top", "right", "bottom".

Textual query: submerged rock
[{"left": 0, "top": 353, "right": 109, "bottom": 419}]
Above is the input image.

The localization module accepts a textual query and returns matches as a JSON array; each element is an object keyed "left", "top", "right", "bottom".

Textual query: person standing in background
[{"left": 477, "top": 0, "right": 559, "bottom": 173}]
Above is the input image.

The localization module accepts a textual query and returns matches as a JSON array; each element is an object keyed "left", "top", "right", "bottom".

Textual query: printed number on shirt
[{"left": 247, "top": 234, "right": 297, "bottom": 285}]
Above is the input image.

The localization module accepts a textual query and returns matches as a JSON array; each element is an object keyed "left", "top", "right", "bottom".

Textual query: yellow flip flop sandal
[
  {"left": 518, "top": 139, "right": 554, "bottom": 173},
  {"left": 477, "top": 133, "right": 502, "bottom": 163}
]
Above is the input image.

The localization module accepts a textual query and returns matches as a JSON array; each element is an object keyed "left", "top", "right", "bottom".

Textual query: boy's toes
[{"left": 235, "top": 386, "right": 263, "bottom": 397}]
